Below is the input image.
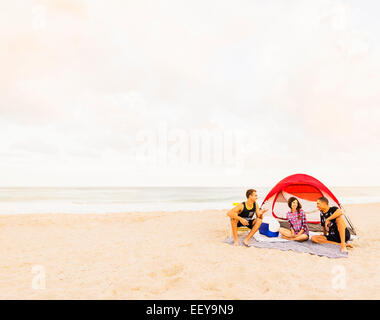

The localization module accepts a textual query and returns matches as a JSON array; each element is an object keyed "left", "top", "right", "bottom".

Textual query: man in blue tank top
[{"left": 226, "top": 189, "right": 268, "bottom": 246}]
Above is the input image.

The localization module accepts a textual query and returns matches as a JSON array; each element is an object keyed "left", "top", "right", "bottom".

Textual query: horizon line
[{"left": 0, "top": 185, "right": 379, "bottom": 188}]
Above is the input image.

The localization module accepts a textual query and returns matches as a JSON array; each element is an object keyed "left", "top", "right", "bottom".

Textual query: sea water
[{"left": 0, "top": 186, "right": 379, "bottom": 214}]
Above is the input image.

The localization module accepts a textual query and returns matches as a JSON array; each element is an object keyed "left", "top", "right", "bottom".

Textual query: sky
[{"left": 1, "top": 0, "right": 379, "bottom": 187}]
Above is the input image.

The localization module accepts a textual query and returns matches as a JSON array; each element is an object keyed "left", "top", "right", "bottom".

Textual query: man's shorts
[
  {"left": 237, "top": 218, "right": 256, "bottom": 229},
  {"left": 327, "top": 228, "right": 351, "bottom": 243}
]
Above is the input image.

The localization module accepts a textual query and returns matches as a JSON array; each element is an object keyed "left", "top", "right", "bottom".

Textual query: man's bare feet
[
  {"left": 233, "top": 241, "right": 240, "bottom": 246},
  {"left": 242, "top": 239, "right": 250, "bottom": 247},
  {"left": 340, "top": 244, "right": 348, "bottom": 253}
]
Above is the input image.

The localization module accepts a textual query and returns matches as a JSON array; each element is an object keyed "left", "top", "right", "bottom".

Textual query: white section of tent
[
  {"left": 261, "top": 174, "right": 357, "bottom": 235},
  {"left": 262, "top": 190, "right": 339, "bottom": 224}
]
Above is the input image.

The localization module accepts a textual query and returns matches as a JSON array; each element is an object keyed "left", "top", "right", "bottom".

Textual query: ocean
[{"left": 0, "top": 186, "right": 379, "bottom": 214}]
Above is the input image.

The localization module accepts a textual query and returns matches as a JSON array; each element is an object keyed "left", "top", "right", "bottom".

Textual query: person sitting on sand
[
  {"left": 226, "top": 189, "right": 267, "bottom": 247},
  {"left": 311, "top": 197, "right": 353, "bottom": 253},
  {"left": 279, "top": 197, "right": 309, "bottom": 242}
]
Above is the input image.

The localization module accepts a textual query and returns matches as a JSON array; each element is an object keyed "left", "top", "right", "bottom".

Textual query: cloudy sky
[{"left": 1, "top": 0, "right": 379, "bottom": 187}]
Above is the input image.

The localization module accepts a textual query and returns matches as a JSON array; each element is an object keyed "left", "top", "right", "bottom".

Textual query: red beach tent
[{"left": 261, "top": 174, "right": 347, "bottom": 226}]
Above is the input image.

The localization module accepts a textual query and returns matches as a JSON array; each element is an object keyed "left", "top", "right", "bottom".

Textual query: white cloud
[{"left": 0, "top": 0, "right": 379, "bottom": 186}]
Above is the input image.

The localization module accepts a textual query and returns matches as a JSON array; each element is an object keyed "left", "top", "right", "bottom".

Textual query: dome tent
[{"left": 261, "top": 173, "right": 356, "bottom": 235}]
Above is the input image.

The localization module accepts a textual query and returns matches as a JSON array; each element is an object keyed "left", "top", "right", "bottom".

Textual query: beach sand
[{"left": 0, "top": 203, "right": 378, "bottom": 299}]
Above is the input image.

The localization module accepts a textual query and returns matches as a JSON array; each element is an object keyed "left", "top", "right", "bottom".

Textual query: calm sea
[{"left": 0, "top": 187, "right": 379, "bottom": 214}]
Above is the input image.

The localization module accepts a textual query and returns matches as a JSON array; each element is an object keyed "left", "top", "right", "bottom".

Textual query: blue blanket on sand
[{"left": 223, "top": 236, "right": 348, "bottom": 258}]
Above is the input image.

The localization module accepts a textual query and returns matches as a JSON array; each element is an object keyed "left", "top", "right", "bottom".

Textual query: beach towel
[{"left": 223, "top": 233, "right": 349, "bottom": 258}]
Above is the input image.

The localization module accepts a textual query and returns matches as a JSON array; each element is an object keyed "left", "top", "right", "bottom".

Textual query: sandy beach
[{"left": 0, "top": 203, "right": 379, "bottom": 300}]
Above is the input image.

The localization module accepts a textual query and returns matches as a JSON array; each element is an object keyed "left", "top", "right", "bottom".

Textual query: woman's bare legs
[
  {"left": 279, "top": 227, "right": 295, "bottom": 240},
  {"left": 279, "top": 227, "right": 292, "bottom": 237},
  {"left": 279, "top": 227, "right": 308, "bottom": 241},
  {"left": 292, "top": 233, "right": 308, "bottom": 242}
]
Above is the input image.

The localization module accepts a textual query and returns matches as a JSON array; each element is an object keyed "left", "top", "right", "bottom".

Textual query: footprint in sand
[{"left": 162, "top": 264, "right": 184, "bottom": 277}]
